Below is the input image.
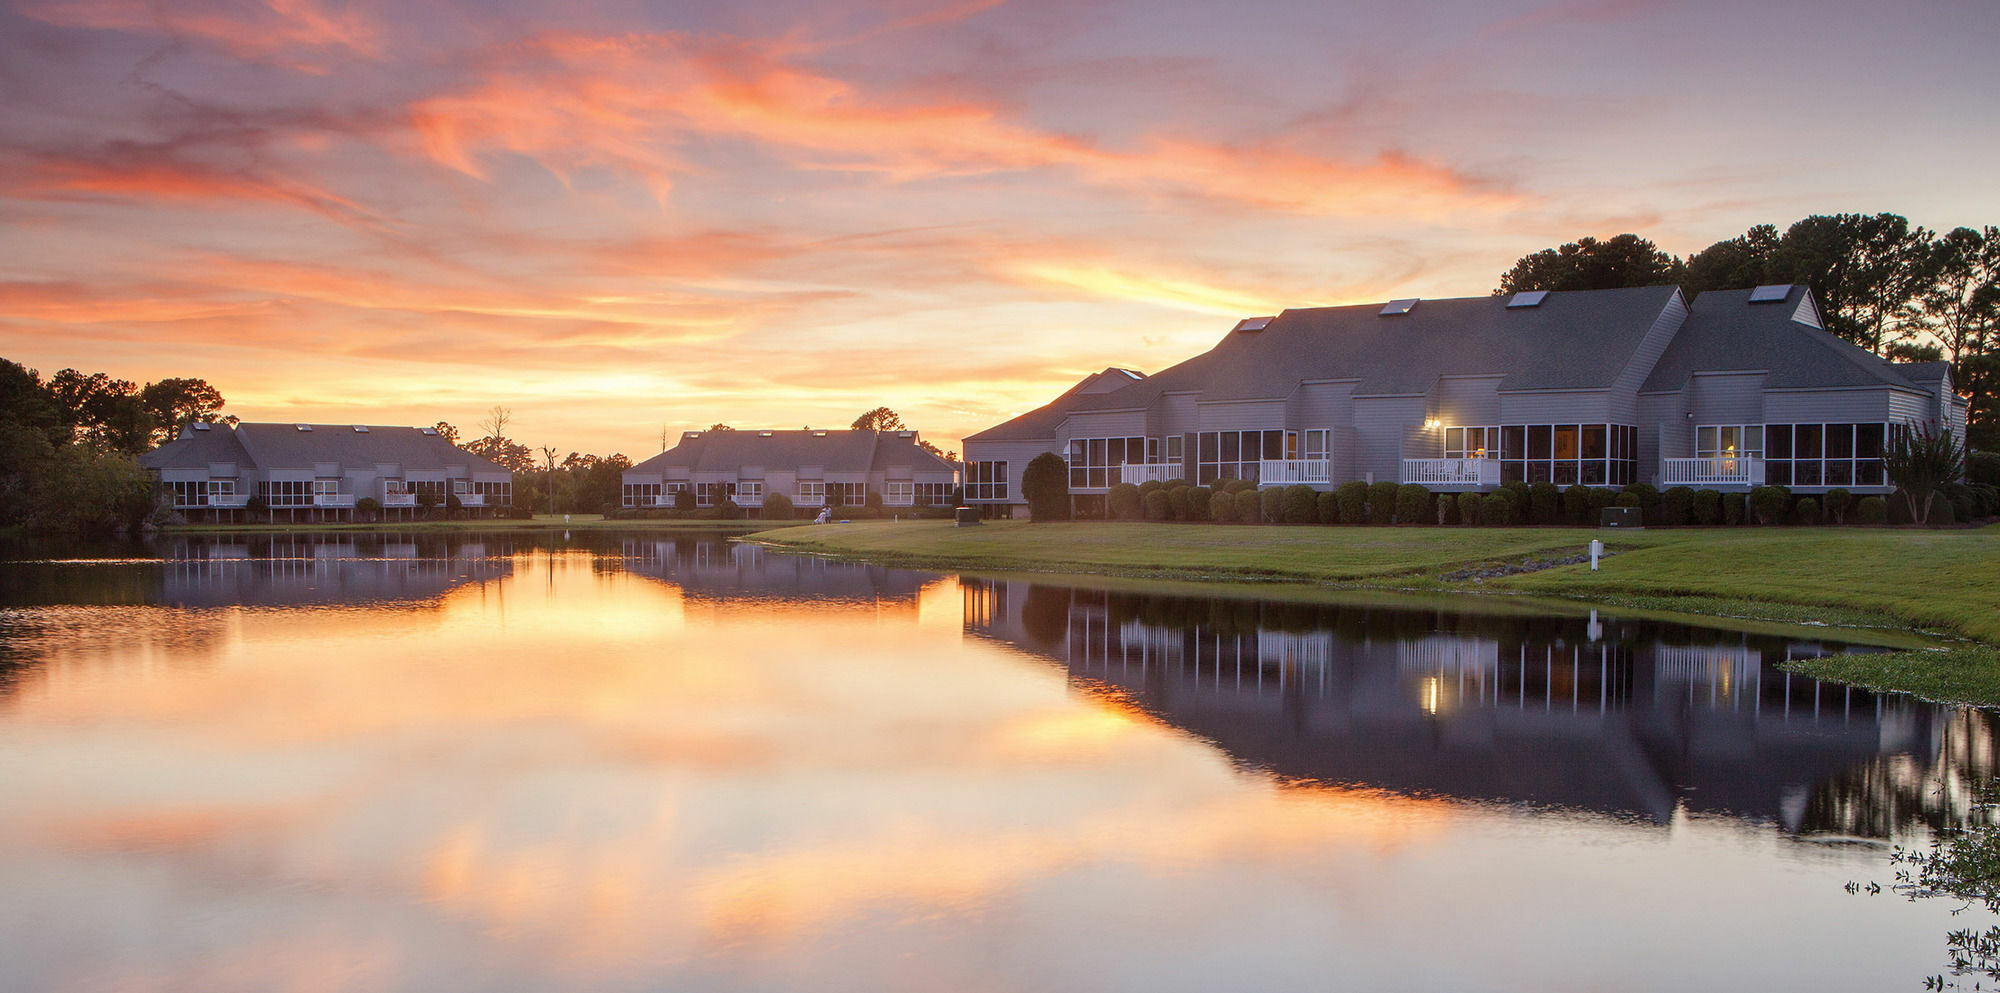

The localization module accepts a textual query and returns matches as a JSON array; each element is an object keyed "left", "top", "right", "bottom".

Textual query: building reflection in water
[
  {"left": 963, "top": 578, "right": 1996, "bottom": 837},
  {"left": 617, "top": 537, "right": 938, "bottom": 612}
]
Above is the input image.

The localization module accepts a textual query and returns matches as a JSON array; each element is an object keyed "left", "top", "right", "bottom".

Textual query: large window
[
  {"left": 885, "top": 481, "right": 914, "bottom": 505},
  {"left": 475, "top": 480, "right": 511, "bottom": 504},
  {"left": 1196, "top": 429, "right": 1282, "bottom": 485},
  {"left": 1068, "top": 437, "right": 1146, "bottom": 489},
  {"left": 1696, "top": 425, "right": 1764, "bottom": 460},
  {"left": 736, "top": 480, "right": 762, "bottom": 505},
  {"left": 915, "top": 482, "right": 954, "bottom": 506},
  {"left": 798, "top": 481, "right": 826, "bottom": 506},
  {"left": 623, "top": 482, "right": 662, "bottom": 508},
  {"left": 966, "top": 461, "right": 1008, "bottom": 501},
  {"left": 261, "top": 480, "right": 312, "bottom": 507},
  {"left": 1453, "top": 424, "right": 1636, "bottom": 486},
  {"left": 1764, "top": 423, "right": 1889, "bottom": 488}
]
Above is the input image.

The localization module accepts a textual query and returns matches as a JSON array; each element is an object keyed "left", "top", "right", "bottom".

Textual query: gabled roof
[
  {"left": 1891, "top": 361, "right": 1950, "bottom": 385},
  {"left": 963, "top": 368, "right": 1149, "bottom": 442},
  {"left": 1057, "top": 286, "right": 1683, "bottom": 418},
  {"left": 138, "top": 423, "right": 255, "bottom": 469},
  {"left": 1642, "top": 285, "right": 1924, "bottom": 393},
  {"left": 140, "top": 423, "right": 511, "bottom": 475},
  {"left": 627, "top": 429, "right": 957, "bottom": 475}
]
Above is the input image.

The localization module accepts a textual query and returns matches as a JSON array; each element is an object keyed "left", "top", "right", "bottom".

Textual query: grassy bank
[{"left": 748, "top": 519, "right": 2000, "bottom": 704}]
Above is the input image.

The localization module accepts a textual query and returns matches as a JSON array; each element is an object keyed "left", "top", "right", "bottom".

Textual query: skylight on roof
[
  {"left": 354, "top": 425, "right": 370, "bottom": 433},
  {"left": 1380, "top": 298, "right": 1419, "bottom": 316},
  {"left": 419, "top": 427, "right": 437, "bottom": 435},
  {"left": 758, "top": 431, "right": 773, "bottom": 437},
  {"left": 1748, "top": 284, "right": 1791, "bottom": 303},
  {"left": 191, "top": 422, "right": 211, "bottom": 432},
  {"left": 1507, "top": 290, "right": 1549, "bottom": 309},
  {"left": 295, "top": 423, "right": 312, "bottom": 432},
  {"left": 1232, "top": 316, "right": 1274, "bottom": 333}
]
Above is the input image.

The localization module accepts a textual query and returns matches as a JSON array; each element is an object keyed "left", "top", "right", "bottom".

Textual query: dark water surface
[{"left": 0, "top": 531, "right": 1991, "bottom": 992}]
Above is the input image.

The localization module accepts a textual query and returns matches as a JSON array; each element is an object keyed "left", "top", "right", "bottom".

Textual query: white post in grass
[{"left": 1589, "top": 539, "right": 1602, "bottom": 571}]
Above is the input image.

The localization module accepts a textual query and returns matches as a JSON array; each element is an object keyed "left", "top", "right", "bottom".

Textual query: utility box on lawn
[
  {"left": 954, "top": 506, "right": 981, "bottom": 527},
  {"left": 1599, "top": 506, "right": 1643, "bottom": 529}
]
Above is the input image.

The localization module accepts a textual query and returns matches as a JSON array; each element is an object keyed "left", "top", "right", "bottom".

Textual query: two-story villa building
[
  {"left": 620, "top": 428, "right": 960, "bottom": 515},
  {"left": 140, "top": 422, "right": 515, "bottom": 521},
  {"left": 962, "top": 285, "right": 1968, "bottom": 517}
]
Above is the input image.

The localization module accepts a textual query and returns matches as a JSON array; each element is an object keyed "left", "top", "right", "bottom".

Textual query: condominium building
[
  {"left": 139, "top": 422, "right": 514, "bottom": 521},
  {"left": 962, "top": 285, "right": 1968, "bottom": 516},
  {"left": 620, "top": 428, "right": 960, "bottom": 514}
]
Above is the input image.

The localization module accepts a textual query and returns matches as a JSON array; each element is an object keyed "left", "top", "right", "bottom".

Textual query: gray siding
[
  {"left": 1686, "top": 372, "right": 1766, "bottom": 425},
  {"left": 1638, "top": 392, "right": 1687, "bottom": 484},
  {"left": 1066, "top": 408, "right": 1148, "bottom": 439},
  {"left": 1434, "top": 376, "right": 1502, "bottom": 426},
  {"left": 1767, "top": 389, "right": 1894, "bottom": 424},
  {"left": 1888, "top": 388, "right": 1932, "bottom": 425},
  {"left": 1157, "top": 393, "right": 1200, "bottom": 437},
  {"left": 1352, "top": 396, "right": 1425, "bottom": 484},
  {"left": 1197, "top": 399, "right": 1285, "bottom": 433},
  {"left": 1498, "top": 390, "right": 1611, "bottom": 424},
  {"left": 1295, "top": 381, "right": 1356, "bottom": 429},
  {"left": 1609, "top": 291, "right": 1688, "bottom": 422}
]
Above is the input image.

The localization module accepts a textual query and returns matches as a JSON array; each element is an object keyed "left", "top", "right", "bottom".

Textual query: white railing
[
  {"left": 312, "top": 493, "right": 355, "bottom": 508},
  {"left": 1660, "top": 457, "right": 1763, "bottom": 488},
  {"left": 384, "top": 493, "right": 416, "bottom": 507},
  {"left": 1401, "top": 458, "right": 1501, "bottom": 488},
  {"left": 178, "top": 492, "right": 249, "bottom": 509},
  {"left": 1259, "top": 459, "right": 1331, "bottom": 486},
  {"left": 1117, "top": 463, "right": 1182, "bottom": 486},
  {"left": 458, "top": 493, "right": 487, "bottom": 507}
]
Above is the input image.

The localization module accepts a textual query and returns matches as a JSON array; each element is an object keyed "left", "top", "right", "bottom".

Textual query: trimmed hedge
[
  {"left": 1563, "top": 485, "right": 1593, "bottom": 526},
  {"left": 1529, "top": 482, "right": 1561, "bottom": 525},
  {"left": 1857, "top": 495, "right": 1887, "bottom": 525},
  {"left": 1316, "top": 491, "right": 1338, "bottom": 524},
  {"left": 762, "top": 493, "right": 795, "bottom": 519},
  {"left": 1282, "top": 484, "right": 1317, "bottom": 523},
  {"left": 1258, "top": 486, "right": 1284, "bottom": 523},
  {"left": 1235, "top": 489, "right": 1264, "bottom": 523},
  {"left": 1335, "top": 481, "right": 1368, "bottom": 525},
  {"left": 1143, "top": 489, "right": 1170, "bottom": 521},
  {"left": 1823, "top": 487, "right": 1852, "bottom": 525},
  {"left": 1366, "top": 481, "right": 1398, "bottom": 525},
  {"left": 1481, "top": 490, "right": 1518, "bottom": 525},
  {"left": 1723, "top": 492, "right": 1746, "bottom": 525},
  {"left": 1394, "top": 484, "right": 1431, "bottom": 525},
  {"left": 1108, "top": 483, "right": 1143, "bottom": 521},
  {"left": 1794, "top": 496, "right": 1820, "bottom": 525},
  {"left": 1748, "top": 485, "right": 1789, "bottom": 525},
  {"left": 1209, "top": 489, "right": 1235, "bottom": 522},
  {"left": 1691, "top": 488, "right": 1721, "bottom": 526},
  {"left": 1661, "top": 486, "right": 1694, "bottom": 526}
]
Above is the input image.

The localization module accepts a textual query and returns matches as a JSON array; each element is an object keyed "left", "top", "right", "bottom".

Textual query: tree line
[
  {"left": 0, "top": 359, "right": 231, "bottom": 533},
  {"left": 1497, "top": 214, "right": 1997, "bottom": 448}
]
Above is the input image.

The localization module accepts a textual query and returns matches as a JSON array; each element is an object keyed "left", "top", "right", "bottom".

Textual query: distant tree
[
  {"left": 48, "top": 368, "right": 151, "bottom": 453},
  {"left": 432, "top": 421, "right": 460, "bottom": 445},
  {"left": 1885, "top": 341, "right": 1945, "bottom": 363},
  {"left": 416, "top": 488, "right": 440, "bottom": 518},
  {"left": 1682, "top": 224, "right": 1782, "bottom": 295},
  {"left": 1021, "top": 452, "right": 1070, "bottom": 522},
  {"left": 481, "top": 406, "right": 511, "bottom": 440},
  {"left": 918, "top": 439, "right": 959, "bottom": 463},
  {"left": 707, "top": 423, "right": 735, "bottom": 432},
  {"left": 1771, "top": 213, "right": 1936, "bottom": 354},
  {"left": 137, "top": 377, "right": 226, "bottom": 446},
  {"left": 1497, "top": 234, "right": 1683, "bottom": 294},
  {"left": 0, "top": 359, "right": 67, "bottom": 448},
  {"left": 851, "top": 407, "right": 906, "bottom": 432},
  {"left": 1920, "top": 226, "right": 2000, "bottom": 367}
]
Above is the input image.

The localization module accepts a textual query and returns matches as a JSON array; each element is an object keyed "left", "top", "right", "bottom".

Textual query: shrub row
[{"left": 1102, "top": 477, "right": 1994, "bottom": 527}]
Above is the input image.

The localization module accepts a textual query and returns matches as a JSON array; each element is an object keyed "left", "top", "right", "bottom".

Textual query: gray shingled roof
[
  {"left": 1642, "top": 286, "right": 1922, "bottom": 393},
  {"left": 1051, "top": 286, "right": 1684, "bottom": 421},
  {"left": 628, "top": 429, "right": 956, "bottom": 474},
  {"left": 1892, "top": 361, "right": 1950, "bottom": 384},
  {"left": 139, "top": 424, "right": 255, "bottom": 469},
  {"left": 141, "top": 423, "right": 510, "bottom": 474},
  {"left": 963, "top": 369, "right": 1148, "bottom": 442}
]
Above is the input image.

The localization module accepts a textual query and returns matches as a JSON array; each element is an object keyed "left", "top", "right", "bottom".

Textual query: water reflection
[
  {"left": 0, "top": 533, "right": 1993, "bottom": 992},
  {"left": 964, "top": 579, "right": 1997, "bottom": 837}
]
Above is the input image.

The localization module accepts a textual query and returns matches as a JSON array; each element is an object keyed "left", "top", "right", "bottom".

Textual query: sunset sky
[{"left": 3, "top": 0, "right": 1996, "bottom": 457}]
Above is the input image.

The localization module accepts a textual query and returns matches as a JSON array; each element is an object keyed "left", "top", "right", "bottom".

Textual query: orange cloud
[
  {"left": 404, "top": 30, "right": 1517, "bottom": 218},
  {"left": 19, "top": 0, "right": 386, "bottom": 66}
]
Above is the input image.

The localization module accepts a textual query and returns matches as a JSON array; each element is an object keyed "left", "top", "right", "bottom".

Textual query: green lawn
[{"left": 749, "top": 519, "right": 2000, "bottom": 703}]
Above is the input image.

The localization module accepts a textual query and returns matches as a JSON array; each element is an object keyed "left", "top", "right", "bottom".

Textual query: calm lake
[{"left": 0, "top": 531, "right": 1992, "bottom": 992}]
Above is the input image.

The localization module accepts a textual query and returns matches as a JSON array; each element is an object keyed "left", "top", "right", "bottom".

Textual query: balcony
[
  {"left": 1402, "top": 458, "right": 1501, "bottom": 490},
  {"left": 313, "top": 493, "right": 355, "bottom": 508},
  {"left": 1118, "top": 463, "right": 1182, "bottom": 486},
  {"left": 457, "top": 493, "right": 487, "bottom": 507},
  {"left": 384, "top": 493, "right": 417, "bottom": 507},
  {"left": 1660, "top": 457, "right": 1764, "bottom": 488},
  {"left": 1258, "top": 459, "right": 1331, "bottom": 487}
]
